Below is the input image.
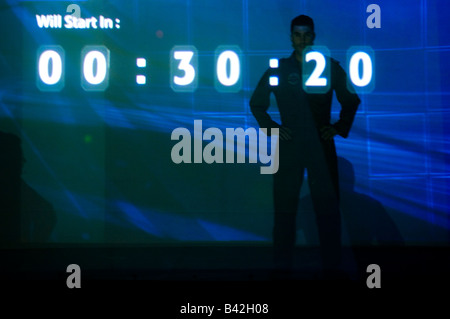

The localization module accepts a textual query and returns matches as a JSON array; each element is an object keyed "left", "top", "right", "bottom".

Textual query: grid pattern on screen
[
  {"left": 188, "top": 0, "right": 450, "bottom": 236},
  {"left": 0, "top": 0, "right": 448, "bottom": 243}
]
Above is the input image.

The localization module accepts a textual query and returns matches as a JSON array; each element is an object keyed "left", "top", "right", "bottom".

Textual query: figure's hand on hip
[{"left": 320, "top": 125, "right": 338, "bottom": 141}]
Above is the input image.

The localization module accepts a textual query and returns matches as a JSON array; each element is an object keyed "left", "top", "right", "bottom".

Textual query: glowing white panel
[
  {"left": 269, "top": 76, "right": 278, "bottom": 86},
  {"left": 39, "top": 50, "right": 62, "bottom": 85},
  {"left": 36, "top": 45, "right": 65, "bottom": 91},
  {"left": 269, "top": 58, "right": 278, "bottom": 68},
  {"left": 170, "top": 46, "right": 198, "bottom": 92},
  {"left": 214, "top": 45, "right": 242, "bottom": 93},
  {"left": 83, "top": 51, "right": 107, "bottom": 85},
  {"left": 136, "top": 75, "right": 146, "bottom": 85},
  {"left": 81, "top": 45, "right": 110, "bottom": 91},
  {"left": 216, "top": 50, "right": 240, "bottom": 86},
  {"left": 347, "top": 46, "right": 375, "bottom": 93},
  {"left": 302, "top": 46, "right": 331, "bottom": 94},
  {"left": 304, "top": 51, "right": 327, "bottom": 87},
  {"left": 136, "top": 58, "right": 146, "bottom": 68}
]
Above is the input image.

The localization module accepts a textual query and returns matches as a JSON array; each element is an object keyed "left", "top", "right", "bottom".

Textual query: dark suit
[{"left": 250, "top": 51, "right": 360, "bottom": 270}]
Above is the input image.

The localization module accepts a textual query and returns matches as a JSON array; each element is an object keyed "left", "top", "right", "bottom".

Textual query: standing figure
[{"left": 250, "top": 15, "right": 360, "bottom": 274}]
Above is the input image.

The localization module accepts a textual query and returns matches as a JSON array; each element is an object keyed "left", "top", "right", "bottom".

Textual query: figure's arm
[
  {"left": 331, "top": 61, "right": 361, "bottom": 138},
  {"left": 249, "top": 70, "right": 281, "bottom": 133}
]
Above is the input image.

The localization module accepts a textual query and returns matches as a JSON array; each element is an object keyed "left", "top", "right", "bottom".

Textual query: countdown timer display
[
  {"left": 0, "top": 0, "right": 448, "bottom": 247},
  {"left": 36, "top": 44, "right": 374, "bottom": 93}
]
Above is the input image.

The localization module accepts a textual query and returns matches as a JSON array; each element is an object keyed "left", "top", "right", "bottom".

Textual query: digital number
[
  {"left": 83, "top": 51, "right": 107, "bottom": 84},
  {"left": 39, "top": 50, "right": 63, "bottom": 85},
  {"left": 297, "top": 46, "right": 374, "bottom": 93},
  {"left": 170, "top": 45, "right": 243, "bottom": 93},
  {"left": 37, "top": 46, "right": 65, "bottom": 91},
  {"left": 36, "top": 44, "right": 373, "bottom": 94},
  {"left": 173, "top": 51, "right": 195, "bottom": 85},
  {"left": 170, "top": 46, "right": 198, "bottom": 92},
  {"left": 302, "top": 46, "right": 331, "bottom": 93},
  {"left": 217, "top": 51, "right": 240, "bottom": 86},
  {"left": 347, "top": 46, "right": 375, "bottom": 92},
  {"left": 81, "top": 46, "right": 110, "bottom": 91},
  {"left": 37, "top": 45, "right": 109, "bottom": 92},
  {"left": 349, "top": 52, "right": 372, "bottom": 87},
  {"left": 215, "top": 45, "right": 242, "bottom": 93},
  {"left": 304, "top": 51, "right": 327, "bottom": 87}
]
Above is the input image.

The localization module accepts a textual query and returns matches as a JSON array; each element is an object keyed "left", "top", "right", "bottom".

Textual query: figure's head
[{"left": 290, "top": 15, "right": 315, "bottom": 56}]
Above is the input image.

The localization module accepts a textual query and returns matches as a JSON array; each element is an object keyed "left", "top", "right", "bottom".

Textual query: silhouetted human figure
[
  {"left": 0, "top": 131, "right": 57, "bottom": 245},
  {"left": 250, "top": 15, "right": 360, "bottom": 275}
]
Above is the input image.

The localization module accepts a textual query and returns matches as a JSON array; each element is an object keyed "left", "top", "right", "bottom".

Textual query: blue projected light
[{"left": 1, "top": 0, "right": 449, "bottom": 247}]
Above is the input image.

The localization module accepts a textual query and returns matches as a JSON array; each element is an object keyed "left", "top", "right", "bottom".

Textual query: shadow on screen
[
  {"left": 0, "top": 131, "right": 57, "bottom": 246},
  {"left": 297, "top": 156, "right": 405, "bottom": 247}
]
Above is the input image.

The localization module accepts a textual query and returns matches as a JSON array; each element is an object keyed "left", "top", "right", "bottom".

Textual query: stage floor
[{"left": 1, "top": 244, "right": 449, "bottom": 283}]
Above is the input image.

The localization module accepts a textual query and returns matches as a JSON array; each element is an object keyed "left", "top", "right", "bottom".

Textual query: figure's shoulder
[
  {"left": 329, "top": 57, "right": 342, "bottom": 66},
  {"left": 279, "top": 56, "right": 291, "bottom": 63},
  {"left": 329, "top": 57, "right": 347, "bottom": 75},
  {"left": 283, "top": 52, "right": 298, "bottom": 62},
  {"left": 263, "top": 56, "right": 294, "bottom": 75},
  {"left": 277, "top": 55, "right": 297, "bottom": 69}
]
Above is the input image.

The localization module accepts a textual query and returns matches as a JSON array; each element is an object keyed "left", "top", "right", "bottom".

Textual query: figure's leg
[
  {"left": 307, "top": 141, "right": 342, "bottom": 272},
  {"left": 272, "top": 141, "right": 304, "bottom": 270},
  {"left": 324, "top": 141, "right": 340, "bottom": 203}
]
